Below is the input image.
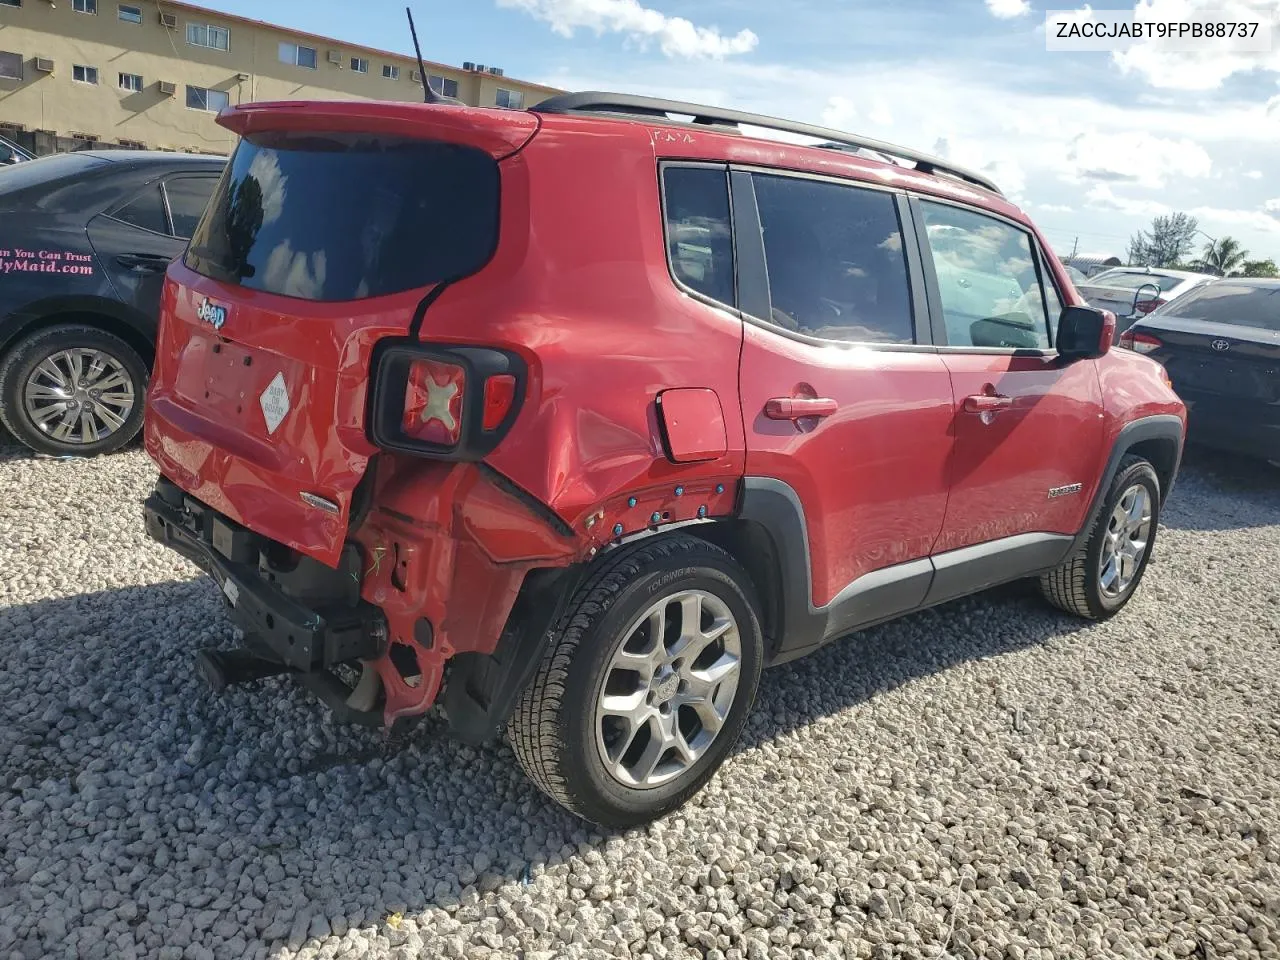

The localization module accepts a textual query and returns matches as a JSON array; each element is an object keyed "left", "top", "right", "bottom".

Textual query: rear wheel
[
  {"left": 0, "top": 324, "right": 147, "bottom": 456},
  {"left": 507, "top": 534, "right": 764, "bottom": 829},
  {"left": 1039, "top": 455, "right": 1161, "bottom": 619}
]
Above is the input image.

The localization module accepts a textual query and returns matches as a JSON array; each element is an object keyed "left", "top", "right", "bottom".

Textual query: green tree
[
  {"left": 1241, "top": 258, "right": 1278, "bottom": 278},
  {"left": 1195, "top": 236, "right": 1249, "bottom": 276},
  {"left": 1127, "top": 212, "right": 1199, "bottom": 268}
]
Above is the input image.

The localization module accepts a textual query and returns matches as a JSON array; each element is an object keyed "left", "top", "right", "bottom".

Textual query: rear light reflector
[
  {"left": 1124, "top": 332, "right": 1163, "bottom": 354},
  {"left": 482, "top": 374, "right": 517, "bottom": 431},
  {"left": 1135, "top": 297, "right": 1167, "bottom": 315},
  {"left": 401, "top": 358, "right": 465, "bottom": 446}
]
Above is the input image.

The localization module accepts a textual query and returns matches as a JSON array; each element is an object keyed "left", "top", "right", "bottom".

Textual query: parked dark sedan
[
  {"left": 0, "top": 150, "right": 224, "bottom": 455},
  {"left": 1121, "top": 277, "right": 1280, "bottom": 462}
]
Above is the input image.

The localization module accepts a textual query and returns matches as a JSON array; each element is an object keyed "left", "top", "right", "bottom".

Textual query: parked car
[
  {"left": 1076, "top": 266, "right": 1215, "bottom": 339},
  {"left": 0, "top": 150, "right": 224, "bottom": 455},
  {"left": 141, "top": 92, "right": 1186, "bottom": 828},
  {"left": 0, "top": 134, "right": 35, "bottom": 166},
  {"left": 1121, "top": 277, "right": 1280, "bottom": 462}
]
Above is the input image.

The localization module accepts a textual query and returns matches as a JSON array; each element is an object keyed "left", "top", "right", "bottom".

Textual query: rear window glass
[
  {"left": 184, "top": 131, "right": 499, "bottom": 301},
  {"left": 1091, "top": 271, "right": 1183, "bottom": 292},
  {"left": 1161, "top": 282, "right": 1280, "bottom": 331}
]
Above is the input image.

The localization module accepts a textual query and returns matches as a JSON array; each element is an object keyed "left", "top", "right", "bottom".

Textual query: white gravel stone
[{"left": 1, "top": 439, "right": 1278, "bottom": 960}]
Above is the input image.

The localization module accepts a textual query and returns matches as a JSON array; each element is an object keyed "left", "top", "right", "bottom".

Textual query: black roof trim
[{"left": 531, "top": 91, "right": 1002, "bottom": 195}]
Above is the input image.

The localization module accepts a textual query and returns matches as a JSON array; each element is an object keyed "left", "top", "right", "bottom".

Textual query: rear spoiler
[{"left": 215, "top": 100, "right": 540, "bottom": 160}]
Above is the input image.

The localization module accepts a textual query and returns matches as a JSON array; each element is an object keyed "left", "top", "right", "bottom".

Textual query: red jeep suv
[{"left": 142, "top": 92, "right": 1186, "bottom": 828}]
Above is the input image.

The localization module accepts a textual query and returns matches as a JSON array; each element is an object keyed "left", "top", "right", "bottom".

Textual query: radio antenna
[{"left": 406, "top": 6, "right": 446, "bottom": 104}]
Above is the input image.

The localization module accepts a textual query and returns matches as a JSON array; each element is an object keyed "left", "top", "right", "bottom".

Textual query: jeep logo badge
[{"left": 196, "top": 297, "right": 227, "bottom": 330}]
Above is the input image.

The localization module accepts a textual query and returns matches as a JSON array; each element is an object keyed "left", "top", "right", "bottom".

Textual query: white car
[{"left": 1076, "top": 266, "right": 1215, "bottom": 338}]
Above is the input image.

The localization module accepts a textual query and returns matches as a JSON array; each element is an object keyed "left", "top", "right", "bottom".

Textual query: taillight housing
[
  {"left": 368, "top": 342, "right": 525, "bottom": 459},
  {"left": 1119, "top": 330, "right": 1163, "bottom": 354},
  {"left": 1134, "top": 297, "right": 1167, "bottom": 315}
]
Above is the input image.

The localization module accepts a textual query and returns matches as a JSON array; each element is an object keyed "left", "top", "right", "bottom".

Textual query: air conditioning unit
[
  {"left": 327, "top": 50, "right": 342, "bottom": 65},
  {"left": 475, "top": 64, "right": 486, "bottom": 73},
  {"left": 462, "top": 61, "right": 476, "bottom": 71},
  {"left": 34, "top": 58, "right": 54, "bottom": 74},
  {"left": 159, "top": 12, "right": 177, "bottom": 28},
  {"left": 488, "top": 66, "right": 502, "bottom": 76},
  {"left": 410, "top": 69, "right": 421, "bottom": 82},
  {"left": 158, "top": 80, "right": 176, "bottom": 96}
]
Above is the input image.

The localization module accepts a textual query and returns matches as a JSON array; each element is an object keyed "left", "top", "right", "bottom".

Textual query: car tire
[
  {"left": 0, "top": 324, "right": 148, "bottom": 457},
  {"left": 507, "top": 533, "right": 764, "bottom": 829},
  {"left": 1038, "top": 455, "right": 1161, "bottom": 620}
]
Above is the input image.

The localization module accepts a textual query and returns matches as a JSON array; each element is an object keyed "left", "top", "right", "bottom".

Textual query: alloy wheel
[
  {"left": 1099, "top": 483, "right": 1152, "bottom": 598},
  {"left": 21, "top": 348, "right": 137, "bottom": 446},
  {"left": 594, "top": 589, "right": 743, "bottom": 789}
]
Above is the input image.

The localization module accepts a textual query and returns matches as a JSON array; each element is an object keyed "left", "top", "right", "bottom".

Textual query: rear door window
[
  {"left": 661, "top": 165, "right": 735, "bottom": 308},
  {"left": 918, "top": 201, "right": 1051, "bottom": 350},
  {"left": 110, "top": 183, "right": 169, "bottom": 235},
  {"left": 184, "top": 131, "right": 499, "bottom": 301},
  {"left": 752, "top": 173, "right": 915, "bottom": 344},
  {"left": 162, "top": 175, "right": 219, "bottom": 239},
  {"left": 1161, "top": 282, "right": 1280, "bottom": 331}
]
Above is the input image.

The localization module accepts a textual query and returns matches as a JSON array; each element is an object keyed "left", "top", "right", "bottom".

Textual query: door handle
[
  {"left": 116, "top": 253, "right": 171, "bottom": 273},
  {"left": 963, "top": 394, "right": 1014, "bottom": 413},
  {"left": 765, "top": 397, "right": 839, "bottom": 420}
]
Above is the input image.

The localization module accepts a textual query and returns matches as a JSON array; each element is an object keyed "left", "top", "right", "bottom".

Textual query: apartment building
[{"left": 0, "top": 0, "right": 562, "bottom": 155}]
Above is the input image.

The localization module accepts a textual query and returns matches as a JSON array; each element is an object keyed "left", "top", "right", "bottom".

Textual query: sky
[{"left": 206, "top": 0, "right": 1280, "bottom": 262}]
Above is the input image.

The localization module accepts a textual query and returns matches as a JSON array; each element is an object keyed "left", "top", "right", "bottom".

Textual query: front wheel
[
  {"left": 0, "top": 324, "right": 147, "bottom": 457},
  {"left": 1039, "top": 455, "right": 1161, "bottom": 619},
  {"left": 507, "top": 534, "right": 764, "bottom": 829}
]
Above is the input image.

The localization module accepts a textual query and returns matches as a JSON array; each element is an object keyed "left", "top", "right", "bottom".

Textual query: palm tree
[{"left": 1196, "top": 236, "right": 1249, "bottom": 277}]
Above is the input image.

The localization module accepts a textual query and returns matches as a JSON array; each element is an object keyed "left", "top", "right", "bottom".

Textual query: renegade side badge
[{"left": 1048, "top": 482, "right": 1083, "bottom": 499}]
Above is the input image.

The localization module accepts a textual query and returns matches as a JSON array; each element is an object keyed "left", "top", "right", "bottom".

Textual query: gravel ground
[{"left": 0, "top": 438, "right": 1278, "bottom": 960}]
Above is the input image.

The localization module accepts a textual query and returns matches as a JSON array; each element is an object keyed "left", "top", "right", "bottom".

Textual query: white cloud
[
  {"left": 1085, "top": 183, "right": 1172, "bottom": 217},
  {"left": 495, "top": 0, "right": 758, "bottom": 58},
  {"left": 1246, "top": 169, "right": 1264, "bottom": 179},
  {"left": 1191, "top": 204, "right": 1280, "bottom": 232},
  {"left": 1035, "top": 202, "right": 1076, "bottom": 213},
  {"left": 1063, "top": 130, "right": 1212, "bottom": 188},
  {"left": 1111, "top": 0, "right": 1280, "bottom": 90},
  {"left": 986, "top": 0, "right": 1032, "bottom": 18},
  {"left": 822, "top": 95, "right": 857, "bottom": 129}
]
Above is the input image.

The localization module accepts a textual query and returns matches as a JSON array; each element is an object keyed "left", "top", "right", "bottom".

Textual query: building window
[
  {"left": 350, "top": 57, "right": 369, "bottom": 73},
  {"left": 119, "top": 72, "right": 143, "bottom": 92},
  {"left": 278, "top": 42, "right": 317, "bottom": 69},
  {"left": 72, "top": 65, "right": 99, "bottom": 85},
  {"left": 428, "top": 75, "right": 459, "bottom": 98},
  {"left": 72, "top": 0, "right": 97, "bottom": 12},
  {"left": 0, "top": 51, "right": 21, "bottom": 81},
  {"left": 118, "top": 3, "right": 142, "bottom": 23},
  {"left": 495, "top": 88, "right": 524, "bottom": 110},
  {"left": 382, "top": 64, "right": 399, "bottom": 80},
  {"left": 187, "top": 23, "right": 230, "bottom": 51},
  {"left": 186, "top": 84, "right": 229, "bottom": 112}
]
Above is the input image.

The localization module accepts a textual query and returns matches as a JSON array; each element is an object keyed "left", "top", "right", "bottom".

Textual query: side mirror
[
  {"left": 1132, "top": 281, "right": 1162, "bottom": 315},
  {"left": 1057, "top": 305, "right": 1114, "bottom": 360}
]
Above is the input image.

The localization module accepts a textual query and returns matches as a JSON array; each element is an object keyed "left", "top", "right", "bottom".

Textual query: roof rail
[{"left": 531, "top": 91, "right": 1002, "bottom": 196}]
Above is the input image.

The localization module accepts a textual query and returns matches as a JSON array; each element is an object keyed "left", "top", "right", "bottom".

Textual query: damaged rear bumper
[{"left": 143, "top": 476, "right": 389, "bottom": 724}]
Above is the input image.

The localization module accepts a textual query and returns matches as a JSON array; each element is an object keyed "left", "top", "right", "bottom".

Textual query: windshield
[
  {"left": 184, "top": 130, "right": 500, "bottom": 302},
  {"left": 1161, "top": 282, "right": 1280, "bottom": 332}
]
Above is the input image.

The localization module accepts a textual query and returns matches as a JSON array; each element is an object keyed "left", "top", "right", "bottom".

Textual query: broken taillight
[
  {"left": 368, "top": 343, "right": 525, "bottom": 460},
  {"left": 402, "top": 358, "right": 465, "bottom": 446}
]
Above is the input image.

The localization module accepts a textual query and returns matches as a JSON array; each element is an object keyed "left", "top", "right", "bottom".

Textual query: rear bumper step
[{"left": 144, "top": 479, "right": 387, "bottom": 674}]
